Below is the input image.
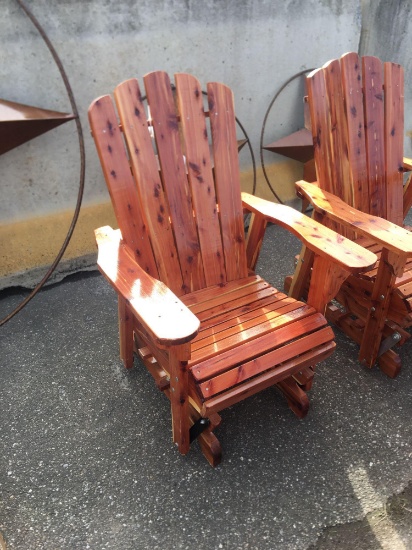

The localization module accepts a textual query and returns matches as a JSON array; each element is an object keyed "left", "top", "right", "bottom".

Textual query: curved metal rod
[
  {"left": 259, "top": 68, "right": 314, "bottom": 204},
  {"left": 1, "top": 1, "right": 86, "bottom": 326}
]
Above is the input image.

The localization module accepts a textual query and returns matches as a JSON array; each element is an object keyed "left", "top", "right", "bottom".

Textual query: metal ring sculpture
[{"left": 1, "top": 1, "right": 86, "bottom": 326}]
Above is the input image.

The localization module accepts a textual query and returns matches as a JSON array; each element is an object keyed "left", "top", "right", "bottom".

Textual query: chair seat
[
  {"left": 182, "top": 275, "right": 335, "bottom": 414},
  {"left": 134, "top": 274, "right": 335, "bottom": 416}
]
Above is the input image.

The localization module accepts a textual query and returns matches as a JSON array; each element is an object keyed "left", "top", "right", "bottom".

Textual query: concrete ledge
[{"left": 0, "top": 161, "right": 303, "bottom": 289}]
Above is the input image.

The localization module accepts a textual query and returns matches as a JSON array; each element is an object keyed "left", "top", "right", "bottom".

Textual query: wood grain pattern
[
  {"left": 306, "top": 67, "right": 334, "bottom": 195},
  {"left": 362, "top": 56, "right": 385, "bottom": 218},
  {"left": 296, "top": 181, "right": 412, "bottom": 254},
  {"left": 207, "top": 81, "right": 248, "bottom": 281},
  {"left": 143, "top": 71, "right": 206, "bottom": 292},
  {"left": 95, "top": 226, "right": 200, "bottom": 345},
  {"left": 384, "top": 62, "right": 404, "bottom": 225},
  {"left": 323, "top": 59, "right": 352, "bottom": 207},
  {"left": 88, "top": 95, "right": 158, "bottom": 277},
  {"left": 174, "top": 73, "right": 226, "bottom": 287},
  {"left": 114, "top": 79, "right": 184, "bottom": 294},
  {"left": 242, "top": 192, "right": 377, "bottom": 272},
  {"left": 340, "top": 52, "right": 369, "bottom": 213}
]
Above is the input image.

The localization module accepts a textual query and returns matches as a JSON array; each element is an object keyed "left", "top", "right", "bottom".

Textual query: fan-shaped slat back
[
  {"left": 307, "top": 53, "right": 405, "bottom": 226},
  {"left": 90, "top": 72, "right": 248, "bottom": 295}
]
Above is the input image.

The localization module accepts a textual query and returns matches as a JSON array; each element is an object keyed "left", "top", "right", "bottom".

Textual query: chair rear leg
[{"left": 277, "top": 375, "right": 310, "bottom": 419}]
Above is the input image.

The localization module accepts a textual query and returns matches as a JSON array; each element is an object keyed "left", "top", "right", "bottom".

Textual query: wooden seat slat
[
  {"left": 198, "top": 327, "right": 334, "bottom": 398},
  {"left": 190, "top": 312, "right": 326, "bottom": 379},
  {"left": 186, "top": 278, "right": 271, "bottom": 315},
  {"left": 190, "top": 304, "right": 316, "bottom": 363},
  {"left": 192, "top": 300, "right": 311, "bottom": 352},
  {"left": 197, "top": 288, "right": 283, "bottom": 331},
  {"left": 181, "top": 275, "right": 261, "bottom": 307},
  {"left": 195, "top": 288, "right": 288, "bottom": 324},
  {"left": 195, "top": 293, "right": 295, "bottom": 340},
  {"left": 201, "top": 341, "right": 336, "bottom": 415}
]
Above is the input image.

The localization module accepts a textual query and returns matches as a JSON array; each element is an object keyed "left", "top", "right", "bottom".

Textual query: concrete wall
[
  {"left": 0, "top": 0, "right": 405, "bottom": 291},
  {"left": 360, "top": 0, "right": 412, "bottom": 157}
]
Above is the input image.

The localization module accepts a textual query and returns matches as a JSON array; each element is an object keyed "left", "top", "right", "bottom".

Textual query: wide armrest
[
  {"left": 296, "top": 180, "right": 412, "bottom": 255},
  {"left": 242, "top": 192, "right": 377, "bottom": 273},
  {"left": 95, "top": 226, "right": 200, "bottom": 346},
  {"left": 404, "top": 157, "right": 412, "bottom": 171}
]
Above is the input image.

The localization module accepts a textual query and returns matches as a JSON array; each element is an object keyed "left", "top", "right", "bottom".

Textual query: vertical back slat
[
  {"left": 340, "top": 52, "right": 369, "bottom": 213},
  {"left": 384, "top": 62, "right": 404, "bottom": 226},
  {"left": 324, "top": 59, "right": 353, "bottom": 206},
  {"left": 362, "top": 56, "right": 386, "bottom": 218},
  {"left": 174, "top": 73, "right": 227, "bottom": 287},
  {"left": 306, "top": 68, "right": 334, "bottom": 194},
  {"left": 143, "top": 71, "right": 206, "bottom": 293},
  {"left": 88, "top": 95, "right": 158, "bottom": 277},
  {"left": 207, "top": 82, "right": 248, "bottom": 281},
  {"left": 114, "top": 78, "right": 184, "bottom": 295}
]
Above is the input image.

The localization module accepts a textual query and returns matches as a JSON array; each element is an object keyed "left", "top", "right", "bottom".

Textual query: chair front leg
[
  {"left": 118, "top": 296, "right": 134, "bottom": 369},
  {"left": 359, "top": 249, "right": 406, "bottom": 370},
  {"left": 169, "top": 343, "right": 191, "bottom": 455},
  {"left": 307, "top": 254, "right": 351, "bottom": 315}
]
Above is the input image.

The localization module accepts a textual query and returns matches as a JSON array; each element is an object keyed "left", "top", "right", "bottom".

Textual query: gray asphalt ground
[{"left": 1, "top": 222, "right": 412, "bottom": 550}]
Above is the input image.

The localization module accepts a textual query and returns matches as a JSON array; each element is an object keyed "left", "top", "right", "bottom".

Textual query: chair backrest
[
  {"left": 88, "top": 72, "right": 248, "bottom": 296},
  {"left": 307, "top": 52, "right": 404, "bottom": 226}
]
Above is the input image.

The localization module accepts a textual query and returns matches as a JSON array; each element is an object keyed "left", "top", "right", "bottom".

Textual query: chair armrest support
[
  {"left": 241, "top": 192, "right": 377, "bottom": 274},
  {"left": 295, "top": 180, "right": 412, "bottom": 255},
  {"left": 404, "top": 157, "right": 412, "bottom": 171},
  {"left": 95, "top": 226, "right": 200, "bottom": 347}
]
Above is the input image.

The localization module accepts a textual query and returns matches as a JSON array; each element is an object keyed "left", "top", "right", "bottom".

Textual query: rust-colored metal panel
[{"left": 0, "top": 99, "right": 75, "bottom": 155}]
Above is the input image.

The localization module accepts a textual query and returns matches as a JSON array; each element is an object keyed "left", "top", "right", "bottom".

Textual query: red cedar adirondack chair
[
  {"left": 288, "top": 52, "right": 412, "bottom": 378},
  {"left": 88, "top": 71, "right": 376, "bottom": 466}
]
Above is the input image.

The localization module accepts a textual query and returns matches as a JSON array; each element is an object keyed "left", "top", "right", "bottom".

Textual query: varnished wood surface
[
  {"left": 242, "top": 192, "right": 377, "bottom": 272},
  {"left": 296, "top": 181, "right": 412, "bottom": 255},
  {"left": 95, "top": 226, "right": 200, "bottom": 345},
  {"left": 89, "top": 71, "right": 348, "bottom": 464},
  {"left": 88, "top": 95, "right": 159, "bottom": 278}
]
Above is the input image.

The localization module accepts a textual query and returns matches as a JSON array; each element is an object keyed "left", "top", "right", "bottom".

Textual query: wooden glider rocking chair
[
  {"left": 88, "top": 71, "right": 376, "bottom": 465},
  {"left": 288, "top": 52, "right": 412, "bottom": 378}
]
